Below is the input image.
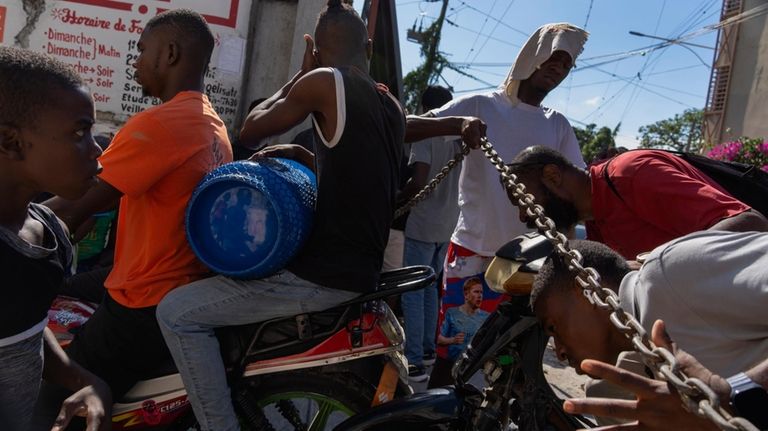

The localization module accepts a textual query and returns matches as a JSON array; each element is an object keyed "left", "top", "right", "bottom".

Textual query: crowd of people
[{"left": 1, "top": 1, "right": 767, "bottom": 430}]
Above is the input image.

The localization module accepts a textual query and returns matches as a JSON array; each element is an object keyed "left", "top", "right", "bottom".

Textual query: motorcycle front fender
[{"left": 333, "top": 387, "right": 464, "bottom": 431}]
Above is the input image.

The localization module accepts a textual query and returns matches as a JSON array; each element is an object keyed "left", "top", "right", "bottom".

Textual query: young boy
[
  {"left": 44, "top": 9, "right": 233, "bottom": 400},
  {"left": 0, "top": 47, "right": 111, "bottom": 431}
]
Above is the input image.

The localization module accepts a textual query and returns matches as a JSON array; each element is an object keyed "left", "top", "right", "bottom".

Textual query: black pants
[
  {"left": 60, "top": 266, "right": 110, "bottom": 303},
  {"left": 427, "top": 356, "right": 456, "bottom": 388},
  {"left": 66, "top": 294, "right": 174, "bottom": 399}
]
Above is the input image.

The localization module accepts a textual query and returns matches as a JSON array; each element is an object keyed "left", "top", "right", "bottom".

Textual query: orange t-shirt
[{"left": 99, "top": 91, "right": 233, "bottom": 308}]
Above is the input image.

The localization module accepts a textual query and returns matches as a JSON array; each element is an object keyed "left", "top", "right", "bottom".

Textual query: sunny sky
[{"left": 360, "top": 0, "right": 724, "bottom": 148}]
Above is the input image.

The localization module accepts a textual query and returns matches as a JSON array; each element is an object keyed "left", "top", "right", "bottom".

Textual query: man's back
[
  {"left": 620, "top": 230, "right": 768, "bottom": 377},
  {"left": 588, "top": 150, "right": 749, "bottom": 259},
  {"left": 288, "top": 67, "right": 404, "bottom": 293},
  {"left": 99, "top": 91, "right": 233, "bottom": 307}
]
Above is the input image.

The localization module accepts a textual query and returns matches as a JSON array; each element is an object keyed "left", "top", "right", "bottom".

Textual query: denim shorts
[{"left": 0, "top": 330, "right": 44, "bottom": 431}]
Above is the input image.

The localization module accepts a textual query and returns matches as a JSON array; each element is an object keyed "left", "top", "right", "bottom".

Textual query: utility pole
[
  {"left": 404, "top": 0, "right": 449, "bottom": 112},
  {"left": 422, "top": 0, "right": 450, "bottom": 87}
]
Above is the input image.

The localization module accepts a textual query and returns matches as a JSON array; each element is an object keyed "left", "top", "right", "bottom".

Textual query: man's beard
[{"left": 526, "top": 187, "right": 579, "bottom": 232}]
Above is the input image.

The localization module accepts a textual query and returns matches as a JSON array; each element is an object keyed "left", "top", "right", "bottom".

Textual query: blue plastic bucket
[{"left": 186, "top": 158, "right": 316, "bottom": 279}]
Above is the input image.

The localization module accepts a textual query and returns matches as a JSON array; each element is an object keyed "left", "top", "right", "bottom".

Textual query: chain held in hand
[{"left": 478, "top": 137, "right": 758, "bottom": 431}]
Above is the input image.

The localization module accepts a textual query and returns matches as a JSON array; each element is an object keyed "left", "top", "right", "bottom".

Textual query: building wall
[
  {"left": 720, "top": 0, "right": 768, "bottom": 142},
  {"left": 0, "top": 0, "right": 327, "bottom": 143}
]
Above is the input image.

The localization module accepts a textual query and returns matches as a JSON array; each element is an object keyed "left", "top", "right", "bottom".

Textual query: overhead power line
[{"left": 455, "top": 0, "right": 529, "bottom": 38}]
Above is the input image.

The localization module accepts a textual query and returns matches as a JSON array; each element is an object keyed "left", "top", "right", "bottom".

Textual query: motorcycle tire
[{"left": 174, "top": 370, "right": 376, "bottom": 431}]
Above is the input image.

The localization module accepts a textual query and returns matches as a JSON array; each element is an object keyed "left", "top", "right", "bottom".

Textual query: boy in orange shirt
[{"left": 46, "top": 9, "right": 232, "bottom": 398}]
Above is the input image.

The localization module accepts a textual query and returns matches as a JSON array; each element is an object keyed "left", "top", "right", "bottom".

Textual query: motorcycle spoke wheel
[
  {"left": 307, "top": 397, "right": 339, "bottom": 431},
  {"left": 258, "top": 391, "right": 355, "bottom": 431}
]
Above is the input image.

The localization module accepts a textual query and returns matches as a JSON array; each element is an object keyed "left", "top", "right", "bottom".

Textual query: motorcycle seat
[{"left": 217, "top": 265, "right": 435, "bottom": 368}]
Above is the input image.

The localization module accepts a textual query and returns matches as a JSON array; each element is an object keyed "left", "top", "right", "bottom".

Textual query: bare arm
[
  {"left": 44, "top": 180, "right": 121, "bottom": 235},
  {"left": 405, "top": 115, "right": 487, "bottom": 148},
  {"left": 437, "top": 333, "right": 465, "bottom": 346},
  {"left": 240, "top": 70, "right": 335, "bottom": 157},
  {"left": 563, "top": 320, "right": 768, "bottom": 431},
  {"left": 709, "top": 209, "right": 768, "bottom": 233},
  {"left": 42, "top": 328, "right": 111, "bottom": 431},
  {"left": 249, "top": 143, "right": 316, "bottom": 173},
  {"left": 240, "top": 35, "right": 327, "bottom": 149}
]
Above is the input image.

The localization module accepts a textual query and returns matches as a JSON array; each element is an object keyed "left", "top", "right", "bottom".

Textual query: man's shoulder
[
  {"left": 609, "top": 150, "right": 680, "bottom": 177},
  {"left": 539, "top": 105, "right": 571, "bottom": 124},
  {"left": 431, "top": 91, "right": 500, "bottom": 116}
]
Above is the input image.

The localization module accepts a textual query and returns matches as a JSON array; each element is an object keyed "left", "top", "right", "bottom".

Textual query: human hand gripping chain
[
  {"left": 480, "top": 136, "right": 760, "bottom": 431},
  {"left": 397, "top": 137, "right": 758, "bottom": 431},
  {"left": 395, "top": 134, "right": 762, "bottom": 431},
  {"left": 562, "top": 319, "right": 735, "bottom": 431}
]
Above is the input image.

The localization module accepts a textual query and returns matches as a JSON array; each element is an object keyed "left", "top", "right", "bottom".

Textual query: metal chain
[
  {"left": 393, "top": 142, "right": 470, "bottom": 219},
  {"left": 477, "top": 138, "right": 759, "bottom": 431}
]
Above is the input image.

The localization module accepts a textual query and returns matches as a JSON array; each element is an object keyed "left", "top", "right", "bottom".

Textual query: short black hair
[
  {"left": 530, "top": 240, "right": 630, "bottom": 310},
  {"left": 145, "top": 9, "right": 215, "bottom": 63},
  {"left": 315, "top": 0, "right": 368, "bottom": 58},
  {"left": 509, "top": 146, "right": 578, "bottom": 179},
  {"left": 421, "top": 85, "right": 452, "bottom": 111},
  {"left": 0, "top": 47, "right": 84, "bottom": 127}
]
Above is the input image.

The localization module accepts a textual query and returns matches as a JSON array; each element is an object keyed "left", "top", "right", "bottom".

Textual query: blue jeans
[
  {"left": 156, "top": 270, "right": 358, "bottom": 431},
  {"left": 401, "top": 238, "right": 447, "bottom": 368}
]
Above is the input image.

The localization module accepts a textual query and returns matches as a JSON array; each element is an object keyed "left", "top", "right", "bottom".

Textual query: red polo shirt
[{"left": 587, "top": 150, "right": 749, "bottom": 259}]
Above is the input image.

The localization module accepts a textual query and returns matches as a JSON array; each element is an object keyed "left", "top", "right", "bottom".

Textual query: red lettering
[
  {"left": 128, "top": 20, "right": 142, "bottom": 34},
  {"left": 59, "top": 8, "right": 112, "bottom": 29},
  {"left": 93, "top": 93, "right": 111, "bottom": 103},
  {"left": 0, "top": 6, "right": 6, "bottom": 44}
]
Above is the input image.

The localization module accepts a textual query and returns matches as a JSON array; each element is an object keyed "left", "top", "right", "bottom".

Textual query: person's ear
[
  {"left": 0, "top": 124, "right": 25, "bottom": 161},
  {"left": 541, "top": 164, "right": 563, "bottom": 189},
  {"left": 167, "top": 40, "right": 180, "bottom": 66},
  {"left": 366, "top": 38, "right": 373, "bottom": 61}
]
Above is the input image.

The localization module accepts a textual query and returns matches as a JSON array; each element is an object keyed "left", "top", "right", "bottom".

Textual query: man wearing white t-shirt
[{"left": 405, "top": 24, "right": 589, "bottom": 349}]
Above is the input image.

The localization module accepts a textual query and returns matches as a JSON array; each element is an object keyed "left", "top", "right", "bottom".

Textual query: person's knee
[{"left": 155, "top": 291, "right": 183, "bottom": 332}]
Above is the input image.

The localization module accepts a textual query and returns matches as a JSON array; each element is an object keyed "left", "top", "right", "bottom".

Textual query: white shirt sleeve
[
  {"left": 428, "top": 94, "right": 480, "bottom": 118},
  {"left": 409, "top": 138, "right": 433, "bottom": 166},
  {"left": 556, "top": 115, "right": 586, "bottom": 168}
]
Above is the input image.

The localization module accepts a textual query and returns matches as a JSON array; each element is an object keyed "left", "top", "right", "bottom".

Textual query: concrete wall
[
  {"left": 239, "top": 0, "right": 327, "bottom": 144},
  {"left": 721, "top": 0, "right": 768, "bottom": 142}
]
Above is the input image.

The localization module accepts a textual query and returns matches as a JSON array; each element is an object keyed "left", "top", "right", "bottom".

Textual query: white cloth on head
[
  {"left": 501, "top": 23, "right": 589, "bottom": 105},
  {"left": 429, "top": 91, "right": 585, "bottom": 256}
]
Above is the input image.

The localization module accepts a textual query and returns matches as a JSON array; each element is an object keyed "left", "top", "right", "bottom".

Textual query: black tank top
[
  {"left": 0, "top": 204, "right": 71, "bottom": 339},
  {"left": 288, "top": 67, "right": 405, "bottom": 293}
]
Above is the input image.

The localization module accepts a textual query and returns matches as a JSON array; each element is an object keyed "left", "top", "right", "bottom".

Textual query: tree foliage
[
  {"left": 573, "top": 123, "right": 621, "bottom": 163},
  {"left": 638, "top": 108, "right": 704, "bottom": 153}
]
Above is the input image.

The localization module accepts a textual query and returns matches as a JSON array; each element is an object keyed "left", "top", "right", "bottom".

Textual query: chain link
[
  {"left": 473, "top": 137, "right": 759, "bottom": 431},
  {"left": 393, "top": 142, "right": 470, "bottom": 219}
]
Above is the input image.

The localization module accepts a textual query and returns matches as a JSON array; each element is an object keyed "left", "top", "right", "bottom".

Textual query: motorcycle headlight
[{"left": 485, "top": 256, "right": 536, "bottom": 295}]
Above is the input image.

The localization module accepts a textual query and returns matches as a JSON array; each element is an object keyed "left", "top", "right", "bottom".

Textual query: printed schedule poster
[{"left": 0, "top": 0, "right": 252, "bottom": 130}]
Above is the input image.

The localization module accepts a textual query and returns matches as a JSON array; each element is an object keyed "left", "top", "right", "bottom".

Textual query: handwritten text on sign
[{"left": 9, "top": 0, "right": 250, "bottom": 131}]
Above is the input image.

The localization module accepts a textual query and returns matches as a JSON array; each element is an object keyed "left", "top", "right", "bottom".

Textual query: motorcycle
[
  {"left": 333, "top": 233, "right": 597, "bottom": 431},
  {"left": 48, "top": 265, "right": 435, "bottom": 430}
]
